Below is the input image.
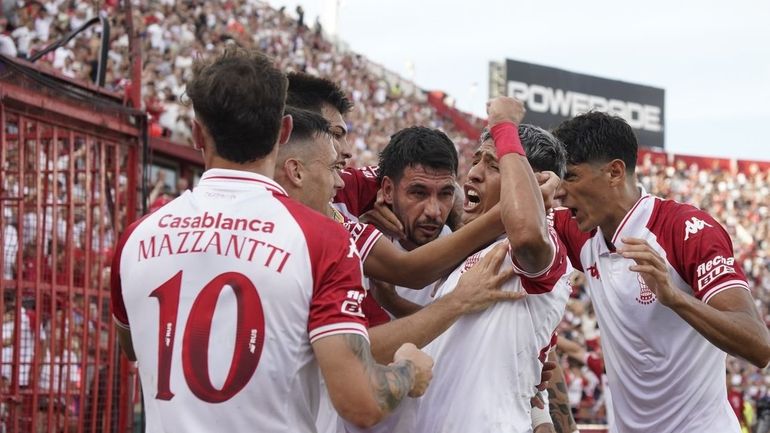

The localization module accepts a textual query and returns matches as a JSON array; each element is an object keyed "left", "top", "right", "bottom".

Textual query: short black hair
[
  {"left": 551, "top": 111, "right": 638, "bottom": 174},
  {"left": 286, "top": 72, "right": 353, "bottom": 115},
  {"left": 479, "top": 124, "right": 567, "bottom": 177},
  {"left": 378, "top": 127, "right": 458, "bottom": 183},
  {"left": 186, "top": 46, "right": 287, "bottom": 163},
  {"left": 285, "top": 106, "right": 331, "bottom": 142}
]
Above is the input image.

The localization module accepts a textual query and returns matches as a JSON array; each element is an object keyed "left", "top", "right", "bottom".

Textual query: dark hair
[
  {"left": 479, "top": 124, "right": 567, "bottom": 177},
  {"left": 551, "top": 111, "right": 638, "bottom": 174},
  {"left": 378, "top": 127, "right": 458, "bottom": 182},
  {"left": 286, "top": 72, "right": 353, "bottom": 115},
  {"left": 284, "top": 106, "right": 331, "bottom": 142},
  {"left": 186, "top": 46, "right": 287, "bottom": 163}
]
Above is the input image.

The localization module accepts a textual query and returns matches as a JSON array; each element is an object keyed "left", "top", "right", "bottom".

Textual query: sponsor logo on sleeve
[
  {"left": 341, "top": 289, "right": 366, "bottom": 318},
  {"left": 684, "top": 217, "right": 713, "bottom": 241},
  {"left": 696, "top": 256, "right": 736, "bottom": 290}
]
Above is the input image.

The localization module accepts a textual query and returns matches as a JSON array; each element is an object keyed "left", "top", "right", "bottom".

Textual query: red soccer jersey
[{"left": 332, "top": 165, "right": 379, "bottom": 219}]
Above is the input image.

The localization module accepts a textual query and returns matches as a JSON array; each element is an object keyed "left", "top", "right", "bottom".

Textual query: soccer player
[
  {"left": 551, "top": 111, "right": 770, "bottom": 433},
  {"left": 405, "top": 97, "right": 573, "bottom": 433},
  {"left": 110, "top": 47, "right": 433, "bottom": 433},
  {"left": 274, "top": 107, "right": 523, "bottom": 360}
]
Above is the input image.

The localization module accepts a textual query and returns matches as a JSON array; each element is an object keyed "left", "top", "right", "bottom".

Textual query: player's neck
[
  {"left": 207, "top": 155, "right": 276, "bottom": 180},
  {"left": 600, "top": 181, "right": 642, "bottom": 244}
]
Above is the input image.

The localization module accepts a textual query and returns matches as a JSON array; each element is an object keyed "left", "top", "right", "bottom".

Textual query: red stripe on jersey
[
  {"left": 611, "top": 195, "right": 651, "bottom": 244},
  {"left": 111, "top": 213, "right": 154, "bottom": 328},
  {"left": 273, "top": 194, "right": 370, "bottom": 339},
  {"left": 333, "top": 166, "right": 380, "bottom": 217},
  {"left": 550, "top": 209, "right": 593, "bottom": 272},
  {"left": 510, "top": 228, "right": 570, "bottom": 295}
]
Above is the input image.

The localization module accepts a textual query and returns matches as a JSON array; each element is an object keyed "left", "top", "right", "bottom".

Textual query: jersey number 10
[{"left": 150, "top": 271, "right": 265, "bottom": 403}]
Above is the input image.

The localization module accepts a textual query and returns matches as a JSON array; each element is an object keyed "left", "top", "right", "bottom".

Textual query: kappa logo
[
  {"left": 587, "top": 264, "right": 600, "bottom": 280},
  {"left": 635, "top": 274, "right": 656, "bottom": 305},
  {"left": 347, "top": 238, "right": 361, "bottom": 259},
  {"left": 341, "top": 289, "right": 366, "bottom": 318},
  {"left": 684, "top": 217, "right": 712, "bottom": 240}
]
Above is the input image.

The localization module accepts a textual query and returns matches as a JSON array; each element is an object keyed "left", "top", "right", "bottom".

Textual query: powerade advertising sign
[{"left": 498, "top": 59, "right": 665, "bottom": 148}]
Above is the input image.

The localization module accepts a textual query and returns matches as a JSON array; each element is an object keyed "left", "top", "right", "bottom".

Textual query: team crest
[
  {"left": 635, "top": 274, "right": 656, "bottom": 305},
  {"left": 461, "top": 251, "right": 483, "bottom": 274}
]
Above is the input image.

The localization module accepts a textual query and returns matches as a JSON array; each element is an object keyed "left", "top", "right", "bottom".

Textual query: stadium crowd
[{"left": 2, "top": 0, "right": 770, "bottom": 432}]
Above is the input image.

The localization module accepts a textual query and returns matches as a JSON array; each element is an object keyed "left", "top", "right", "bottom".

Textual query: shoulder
[
  {"left": 341, "top": 165, "right": 379, "bottom": 180},
  {"left": 647, "top": 197, "right": 724, "bottom": 240},
  {"left": 274, "top": 194, "right": 352, "bottom": 247}
]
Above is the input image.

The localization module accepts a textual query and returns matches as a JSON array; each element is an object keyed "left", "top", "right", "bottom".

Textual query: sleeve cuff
[
  {"left": 113, "top": 315, "right": 130, "bottom": 330},
  {"left": 701, "top": 280, "right": 750, "bottom": 304},
  {"left": 509, "top": 230, "right": 559, "bottom": 279},
  {"left": 309, "top": 322, "right": 370, "bottom": 344}
]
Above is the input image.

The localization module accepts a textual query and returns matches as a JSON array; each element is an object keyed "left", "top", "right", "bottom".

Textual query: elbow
[
  {"left": 749, "top": 345, "right": 770, "bottom": 369},
  {"left": 338, "top": 402, "right": 385, "bottom": 428},
  {"left": 508, "top": 228, "right": 549, "bottom": 255}
]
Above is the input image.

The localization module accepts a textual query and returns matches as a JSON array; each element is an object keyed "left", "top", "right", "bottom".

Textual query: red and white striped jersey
[
  {"left": 332, "top": 165, "right": 379, "bottom": 219},
  {"left": 111, "top": 169, "right": 369, "bottom": 433},
  {"left": 411, "top": 231, "right": 572, "bottom": 433},
  {"left": 551, "top": 189, "right": 746, "bottom": 433}
]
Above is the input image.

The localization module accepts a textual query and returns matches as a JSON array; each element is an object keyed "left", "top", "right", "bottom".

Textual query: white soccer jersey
[
  {"left": 392, "top": 225, "right": 452, "bottom": 308},
  {"left": 111, "top": 169, "right": 369, "bottom": 433},
  {"left": 410, "top": 231, "right": 572, "bottom": 433},
  {"left": 551, "top": 189, "right": 747, "bottom": 433}
]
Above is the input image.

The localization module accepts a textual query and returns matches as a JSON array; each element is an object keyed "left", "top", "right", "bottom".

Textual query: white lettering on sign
[{"left": 507, "top": 80, "right": 662, "bottom": 133}]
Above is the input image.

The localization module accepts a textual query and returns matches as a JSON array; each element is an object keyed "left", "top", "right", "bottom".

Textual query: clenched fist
[
  {"left": 487, "top": 97, "right": 526, "bottom": 127},
  {"left": 393, "top": 343, "right": 434, "bottom": 397}
]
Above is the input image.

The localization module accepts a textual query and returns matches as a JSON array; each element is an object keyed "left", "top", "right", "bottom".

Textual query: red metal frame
[{"left": 1, "top": 64, "right": 141, "bottom": 433}]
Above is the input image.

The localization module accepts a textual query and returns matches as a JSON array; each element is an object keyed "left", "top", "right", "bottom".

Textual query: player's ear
[
  {"left": 381, "top": 176, "right": 396, "bottom": 205},
  {"left": 192, "top": 119, "right": 206, "bottom": 151},
  {"left": 607, "top": 159, "right": 627, "bottom": 186},
  {"left": 284, "top": 158, "right": 303, "bottom": 187},
  {"left": 277, "top": 114, "right": 293, "bottom": 146}
]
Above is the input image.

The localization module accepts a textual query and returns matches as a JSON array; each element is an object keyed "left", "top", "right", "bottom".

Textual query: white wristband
[{"left": 531, "top": 399, "right": 552, "bottom": 427}]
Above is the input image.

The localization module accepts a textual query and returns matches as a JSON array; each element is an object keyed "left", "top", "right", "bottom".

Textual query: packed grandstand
[{"left": 1, "top": 0, "right": 769, "bottom": 431}]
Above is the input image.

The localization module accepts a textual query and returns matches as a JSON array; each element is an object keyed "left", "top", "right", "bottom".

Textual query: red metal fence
[{"left": 1, "top": 55, "right": 142, "bottom": 433}]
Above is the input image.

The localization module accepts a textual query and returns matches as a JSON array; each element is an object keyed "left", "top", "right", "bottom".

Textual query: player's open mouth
[
  {"left": 570, "top": 207, "right": 578, "bottom": 219},
  {"left": 464, "top": 187, "right": 481, "bottom": 212}
]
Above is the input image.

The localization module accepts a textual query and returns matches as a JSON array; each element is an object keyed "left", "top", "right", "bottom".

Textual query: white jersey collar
[{"left": 199, "top": 168, "right": 287, "bottom": 196}]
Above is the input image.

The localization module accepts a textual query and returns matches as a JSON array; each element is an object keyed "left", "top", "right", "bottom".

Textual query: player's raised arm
[
  {"left": 363, "top": 204, "right": 504, "bottom": 289},
  {"left": 488, "top": 97, "right": 554, "bottom": 273}
]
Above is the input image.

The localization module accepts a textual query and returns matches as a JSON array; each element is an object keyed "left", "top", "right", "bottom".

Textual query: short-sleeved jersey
[
  {"left": 341, "top": 214, "right": 390, "bottom": 327},
  {"left": 551, "top": 189, "right": 747, "bottom": 433},
  {"left": 332, "top": 165, "right": 379, "bottom": 219},
  {"left": 409, "top": 231, "right": 572, "bottom": 433},
  {"left": 111, "top": 169, "right": 369, "bottom": 433}
]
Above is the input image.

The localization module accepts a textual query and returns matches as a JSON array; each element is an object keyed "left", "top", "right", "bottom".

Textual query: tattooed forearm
[
  {"left": 344, "top": 334, "right": 415, "bottom": 413},
  {"left": 546, "top": 352, "right": 577, "bottom": 433}
]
